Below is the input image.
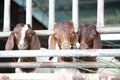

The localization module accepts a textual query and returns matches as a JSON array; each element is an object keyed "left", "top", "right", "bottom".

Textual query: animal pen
[{"left": 0, "top": 0, "right": 120, "bottom": 80}]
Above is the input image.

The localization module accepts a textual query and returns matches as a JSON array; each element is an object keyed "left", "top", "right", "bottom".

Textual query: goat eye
[
  {"left": 71, "top": 32, "right": 75, "bottom": 36},
  {"left": 14, "top": 31, "right": 19, "bottom": 35},
  {"left": 76, "top": 31, "right": 80, "bottom": 36},
  {"left": 90, "top": 33, "right": 96, "bottom": 38},
  {"left": 54, "top": 34, "right": 60, "bottom": 40},
  {"left": 27, "top": 30, "right": 33, "bottom": 36},
  {"left": 90, "top": 30, "right": 96, "bottom": 37},
  {"left": 29, "top": 32, "right": 34, "bottom": 37},
  {"left": 92, "top": 33, "right": 96, "bottom": 37},
  {"left": 54, "top": 34, "right": 58, "bottom": 38}
]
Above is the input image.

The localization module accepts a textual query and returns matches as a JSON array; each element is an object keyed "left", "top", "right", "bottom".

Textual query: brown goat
[
  {"left": 76, "top": 24, "right": 102, "bottom": 73},
  {"left": 49, "top": 21, "right": 78, "bottom": 61},
  {"left": 49, "top": 21, "right": 81, "bottom": 75}
]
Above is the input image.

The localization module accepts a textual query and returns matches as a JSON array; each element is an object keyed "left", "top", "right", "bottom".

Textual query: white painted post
[
  {"left": 97, "top": 0, "right": 104, "bottom": 27},
  {"left": 72, "top": 0, "right": 79, "bottom": 31},
  {"left": 26, "top": 0, "right": 32, "bottom": 26},
  {"left": 48, "top": 0, "right": 55, "bottom": 30},
  {"left": 3, "top": 0, "right": 11, "bottom": 31},
  {"left": 48, "top": 0, "right": 55, "bottom": 49}
]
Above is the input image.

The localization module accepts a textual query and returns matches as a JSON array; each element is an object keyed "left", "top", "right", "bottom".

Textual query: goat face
[
  {"left": 15, "top": 24, "right": 32, "bottom": 50},
  {"left": 5, "top": 23, "right": 40, "bottom": 50},
  {"left": 77, "top": 24, "right": 102, "bottom": 49},
  {"left": 49, "top": 21, "right": 78, "bottom": 61},
  {"left": 50, "top": 21, "right": 78, "bottom": 50}
]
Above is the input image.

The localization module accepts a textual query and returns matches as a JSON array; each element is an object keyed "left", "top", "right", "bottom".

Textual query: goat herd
[{"left": 4, "top": 21, "right": 120, "bottom": 75}]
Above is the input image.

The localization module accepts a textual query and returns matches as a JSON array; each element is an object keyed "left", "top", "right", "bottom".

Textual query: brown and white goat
[{"left": 5, "top": 23, "right": 53, "bottom": 73}]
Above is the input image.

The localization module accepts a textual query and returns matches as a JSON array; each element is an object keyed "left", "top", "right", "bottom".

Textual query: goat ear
[
  {"left": 5, "top": 32, "right": 15, "bottom": 50},
  {"left": 49, "top": 34, "right": 56, "bottom": 49},
  {"left": 30, "top": 32, "right": 41, "bottom": 49},
  {"left": 48, "top": 34, "right": 57, "bottom": 60},
  {"left": 93, "top": 32, "right": 102, "bottom": 49}
]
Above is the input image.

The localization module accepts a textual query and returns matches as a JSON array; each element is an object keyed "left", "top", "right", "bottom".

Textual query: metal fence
[{"left": 0, "top": 0, "right": 120, "bottom": 79}]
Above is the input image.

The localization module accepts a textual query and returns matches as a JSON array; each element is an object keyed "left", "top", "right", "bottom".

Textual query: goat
[
  {"left": 76, "top": 24, "right": 120, "bottom": 74},
  {"left": 49, "top": 21, "right": 80, "bottom": 75},
  {"left": 5, "top": 23, "right": 53, "bottom": 73},
  {"left": 49, "top": 21, "right": 78, "bottom": 61},
  {"left": 76, "top": 24, "right": 102, "bottom": 73}
]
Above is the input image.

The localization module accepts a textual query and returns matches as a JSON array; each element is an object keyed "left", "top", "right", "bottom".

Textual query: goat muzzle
[{"left": 61, "top": 42, "right": 71, "bottom": 49}]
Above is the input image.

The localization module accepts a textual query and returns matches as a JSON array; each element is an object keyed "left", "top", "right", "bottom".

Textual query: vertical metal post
[
  {"left": 26, "top": 0, "right": 32, "bottom": 26},
  {"left": 48, "top": 0, "right": 55, "bottom": 30},
  {"left": 97, "top": 0, "right": 104, "bottom": 27},
  {"left": 72, "top": 0, "right": 79, "bottom": 31},
  {"left": 48, "top": 0, "right": 55, "bottom": 49},
  {"left": 3, "top": 0, "right": 10, "bottom": 31}
]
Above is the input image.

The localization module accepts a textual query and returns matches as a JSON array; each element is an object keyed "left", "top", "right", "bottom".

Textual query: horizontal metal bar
[
  {"left": 34, "top": 30, "right": 53, "bottom": 36},
  {"left": 0, "top": 27, "right": 120, "bottom": 37},
  {"left": 0, "top": 62, "right": 120, "bottom": 68},
  {"left": 97, "top": 27, "right": 120, "bottom": 34},
  {"left": 101, "top": 34, "right": 120, "bottom": 40},
  {"left": 0, "top": 49, "right": 120, "bottom": 57},
  {"left": 0, "top": 73, "right": 73, "bottom": 80},
  {"left": 0, "top": 74, "right": 119, "bottom": 80},
  {"left": 0, "top": 30, "right": 54, "bottom": 37}
]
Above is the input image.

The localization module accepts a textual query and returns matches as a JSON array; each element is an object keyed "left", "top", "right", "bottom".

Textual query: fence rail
[
  {"left": 1, "top": 0, "right": 120, "bottom": 79},
  {"left": 0, "top": 49, "right": 120, "bottom": 68},
  {"left": 0, "top": 49, "right": 120, "bottom": 57},
  {"left": 0, "top": 73, "right": 73, "bottom": 80},
  {"left": 0, "top": 73, "right": 119, "bottom": 80},
  {"left": 0, "top": 27, "right": 120, "bottom": 37},
  {"left": 0, "top": 62, "right": 120, "bottom": 68}
]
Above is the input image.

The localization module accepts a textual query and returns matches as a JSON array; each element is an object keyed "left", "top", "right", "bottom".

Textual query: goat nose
[
  {"left": 62, "top": 42, "right": 71, "bottom": 49},
  {"left": 19, "top": 44, "right": 25, "bottom": 47},
  {"left": 18, "top": 43, "right": 27, "bottom": 50},
  {"left": 80, "top": 44, "right": 88, "bottom": 49}
]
